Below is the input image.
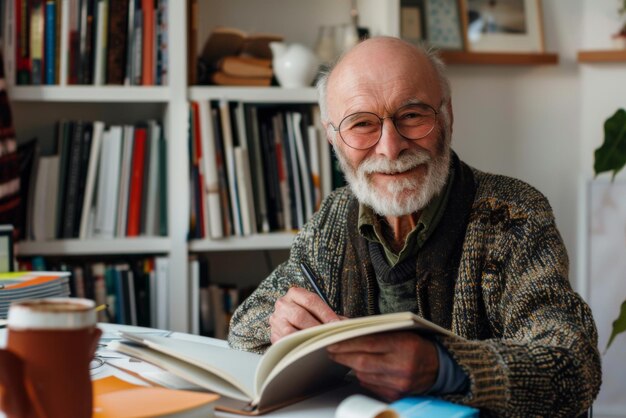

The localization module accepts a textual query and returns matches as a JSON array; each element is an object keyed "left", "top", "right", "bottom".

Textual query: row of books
[
  {"left": 188, "top": 257, "right": 255, "bottom": 339},
  {"left": 2, "top": 0, "right": 168, "bottom": 86},
  {"left": 188, "top": 100, "right": 345, "bottom": 240},
  {"left": 16, "top": 256, "right": 170, "bottom": 329},
  {"left": 27, "top": 119, "right": 168, "bottom": 241}
]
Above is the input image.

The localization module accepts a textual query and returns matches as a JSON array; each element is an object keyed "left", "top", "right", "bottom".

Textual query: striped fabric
[{"left": 0, "top": 52, "right": 19, "bottom": 238}]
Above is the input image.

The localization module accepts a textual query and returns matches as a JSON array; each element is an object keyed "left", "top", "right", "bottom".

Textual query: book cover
[
  {"left": 111, "top": 312, "right": 459, "bottom": 415},
  {"left": 92, "top": 375, "right": 218, "bottom": 418},
  {"left": 210, "top": 104, "right": 233, "bottom": 237}
]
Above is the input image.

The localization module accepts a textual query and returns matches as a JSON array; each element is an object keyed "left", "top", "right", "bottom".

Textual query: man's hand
[
  {"left": 327, "top": 331, "right": 439, "bottom": 401},
  {"left": 269, "top": 287, "right": 342, "bottom": 343}
]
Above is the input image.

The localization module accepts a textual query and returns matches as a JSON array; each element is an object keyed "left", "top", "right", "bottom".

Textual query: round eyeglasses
[{"left": 330, "top": 103, "right": 439, "bottom": 150}]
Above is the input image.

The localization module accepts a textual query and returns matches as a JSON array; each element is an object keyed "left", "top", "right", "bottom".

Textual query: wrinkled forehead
[{"left": 327, "top": 41, "right": 441, "bottom": 118}]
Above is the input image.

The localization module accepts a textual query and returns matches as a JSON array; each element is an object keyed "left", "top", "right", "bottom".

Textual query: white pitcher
[{"left": 270, "top": 42, "right": 319, "bottom": 88}]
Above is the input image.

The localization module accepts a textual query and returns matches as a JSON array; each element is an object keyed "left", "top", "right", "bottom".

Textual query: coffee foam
[{"left": 8, "top": 298, "right": 97, "bottom": 330}]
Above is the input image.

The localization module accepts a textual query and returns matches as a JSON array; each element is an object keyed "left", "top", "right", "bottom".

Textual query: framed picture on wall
[
  {"left": 425, "top": 0, "right": 465, "bottom": 50},
  {"left": 400, "top": 0, "right": 465, "bottom": 51},
  {"left": 460, "top": 0, "right": 545, "bottom": 52},
  {"left": 400, "top": 0, "right": 428, "bottom": 46}
]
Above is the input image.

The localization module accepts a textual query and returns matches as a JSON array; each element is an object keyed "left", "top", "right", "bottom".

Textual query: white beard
[{"left": 335, "top": 125, "right": 452, "bottom": 217}]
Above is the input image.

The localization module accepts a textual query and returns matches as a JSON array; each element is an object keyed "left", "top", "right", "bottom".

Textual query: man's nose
[{"left": 373, "top": 118, "right": 409, "bottom": 160}]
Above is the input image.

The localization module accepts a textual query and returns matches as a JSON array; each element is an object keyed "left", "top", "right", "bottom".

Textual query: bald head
[{"left": 316, "top": 37, "right": 450, "bottom": 126}]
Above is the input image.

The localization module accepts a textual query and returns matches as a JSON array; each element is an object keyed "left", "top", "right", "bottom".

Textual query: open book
[{"left": 109, "top": 312, "right": 459, "bottom": 415}]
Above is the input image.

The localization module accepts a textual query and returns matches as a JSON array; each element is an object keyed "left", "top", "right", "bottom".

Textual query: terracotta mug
[{"left": 0, "top": 298, "right": 102, "bottom": 418}]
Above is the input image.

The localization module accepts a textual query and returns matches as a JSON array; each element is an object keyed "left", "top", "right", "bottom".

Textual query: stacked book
[
  {"left": 196, "top": 27, "right": 282, "bottom": 86},
  {"left": 0, "top": 271, "right": 71, "bottom": 318}
]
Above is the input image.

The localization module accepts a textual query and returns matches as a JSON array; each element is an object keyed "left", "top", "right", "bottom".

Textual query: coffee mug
[{"left": 0, "top": 298, "right": 102, "bottom": 418}]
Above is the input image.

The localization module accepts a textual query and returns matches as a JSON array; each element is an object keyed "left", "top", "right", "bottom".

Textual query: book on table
[
  {"left": 109, "top": 311, "right": 459, "bottom": 415},
  {"left": 93, "top": 375, "right": 218, "bottom": 418}
]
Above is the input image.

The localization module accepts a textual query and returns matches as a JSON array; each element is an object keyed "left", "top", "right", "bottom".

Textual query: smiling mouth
[{"left": 373, "top": 165, "right": 424, "bottom": 176}]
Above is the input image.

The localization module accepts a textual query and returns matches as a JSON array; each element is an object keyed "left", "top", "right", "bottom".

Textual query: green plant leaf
[
  {"left": 606, "top": 300, "right": 626, "bottom": 351},
  {"left": 594, "top": 108, "right": 626, "bottom": 179}
]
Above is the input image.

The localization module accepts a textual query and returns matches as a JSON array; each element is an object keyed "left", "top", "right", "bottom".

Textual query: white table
[{"left": 0, "top": 323, "right": 358, "bottom": 418}]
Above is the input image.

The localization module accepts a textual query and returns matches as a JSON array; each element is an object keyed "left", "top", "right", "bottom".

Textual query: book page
[{"left": 110, "top": 334, "right": 260, "bottom": 402}]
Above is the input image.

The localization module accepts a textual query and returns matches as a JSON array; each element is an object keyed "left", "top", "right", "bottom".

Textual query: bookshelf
[
  {"left": 577, "top": 49, "right": 626, "bottom": 63},
  {"left": 8, "top": 0, "right": 562, "bottom": 334}
]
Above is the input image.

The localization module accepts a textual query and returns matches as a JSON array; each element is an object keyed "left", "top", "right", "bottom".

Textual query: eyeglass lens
[{"left": 338, "top": 103, "right": 437, "bottom": 150}]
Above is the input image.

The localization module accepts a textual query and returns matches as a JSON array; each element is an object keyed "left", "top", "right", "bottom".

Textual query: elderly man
[{"left": 228, "top": 37, "right": 601, "bottom": 417}]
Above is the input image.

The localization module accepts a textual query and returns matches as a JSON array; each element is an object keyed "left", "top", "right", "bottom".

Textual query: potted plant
[{"left": 593, "top": 108, "right": 626, "bottom": 349}]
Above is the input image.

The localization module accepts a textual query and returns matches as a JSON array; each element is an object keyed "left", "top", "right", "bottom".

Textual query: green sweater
[{"left": 228, "top": 156, "right": 601, "bottom": 417}]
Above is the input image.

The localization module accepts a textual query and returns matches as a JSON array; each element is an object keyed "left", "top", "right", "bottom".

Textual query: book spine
[
  {"left": 105, "top": 0, "right": 128, "bottom": 84},
  {"left": 44, "top": 0, "right": 56, "bottom": 84},
  {"left": 156, "top": 0, "right": 167, "bottom": 85},
  {"left": 219, "top": 100, "right": 242, "bottom": 236},
  {"left": 30, "top": 0, "right": 45, "bottom": 85},
  {"left": 62, "top": 120, "right": 84, "bottom": 238},
  {"left": 55, "top": 121, "right": 70, "bottom": 238},
  {"left": 198, "top": 100, "right": 223, "bottom": 239},
  {"left": 140, "top": 0, "right": 154, "bottom": 85},
  {"left": 139, "top": 121, "right": 153, "bottom": 235},
  {"left": 124, "top": 0, "right": 135, "bottom": 85},
  {"left": 73, "top": 121, "right": 93, "bottom": 237},
  {"left": 126, "top": 125, "right": 147, "bottom": 236},
  {"left": 16, "top": 0, "right": 32, "bottom": 85},
  {"left": 78, "top": 120, "right": 104, "bottom": 239},
  {"left": 157, "top": 128, "right": 167, "bottom": 236},
  {"left": 92, "top": 0, "right": 107, "bottom": 85},
  {"left": 58, "top": 0, "right": 69, "bottom": 85},
  {"left": 244, "top": 104, "right": 269, "bottom": 233},
  {"left": 67, "top": 0, "right": 80, "bottom": 84},
  {"left": 131, "top": 6, "right": 142, "bottom": 85}
]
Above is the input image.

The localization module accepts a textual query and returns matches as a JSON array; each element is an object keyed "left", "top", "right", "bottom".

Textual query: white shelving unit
[{"left": 12, "top": 0, "right": 399, "bottom": 333}]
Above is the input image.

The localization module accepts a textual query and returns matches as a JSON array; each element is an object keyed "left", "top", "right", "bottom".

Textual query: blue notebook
[{"left": 390, "top": 396, "right": 479, "bottom": 417}]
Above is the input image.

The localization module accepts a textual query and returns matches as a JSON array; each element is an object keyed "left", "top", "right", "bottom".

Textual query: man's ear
[
  {"left": 446, "top": 99, "right": 454, "bottom": 134},
  {"left": 322, "top": 122, "right": 333, "bottom": 145}
]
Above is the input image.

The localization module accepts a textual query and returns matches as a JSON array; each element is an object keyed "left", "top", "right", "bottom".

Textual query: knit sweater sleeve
[
  {"left": 227, "top": 189, "right": 350, "bottom": 353},
  {"left": 438, "top": 193, "right": 601, "bottom": 417}
]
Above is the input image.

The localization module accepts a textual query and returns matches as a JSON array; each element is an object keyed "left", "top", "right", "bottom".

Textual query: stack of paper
[{"left": 0, "top": 272, "right": 71, "bottom": 318}]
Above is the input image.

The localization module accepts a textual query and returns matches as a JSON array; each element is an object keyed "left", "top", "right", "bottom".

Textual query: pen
[{"left": 299, "top": 262, "right": 332, "bottom": 307}]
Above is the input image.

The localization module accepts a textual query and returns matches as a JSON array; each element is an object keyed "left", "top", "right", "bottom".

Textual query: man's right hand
[{"left": 269, "top": 287, "right": 342, "bottom": 344}]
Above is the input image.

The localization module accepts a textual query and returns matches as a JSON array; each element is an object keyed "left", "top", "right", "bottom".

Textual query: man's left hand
[{"left": 327, "top": 331, "right": 439, "bottom": 401}]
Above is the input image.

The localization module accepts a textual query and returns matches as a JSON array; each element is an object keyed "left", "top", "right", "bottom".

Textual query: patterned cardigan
[{"left": 228, "top": 155, "right": 601, "bottom": 417}]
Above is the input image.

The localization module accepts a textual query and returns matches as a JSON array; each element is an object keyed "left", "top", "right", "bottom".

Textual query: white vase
[{"left": 270, "top": 42, "right": 320, "bottom": 88}]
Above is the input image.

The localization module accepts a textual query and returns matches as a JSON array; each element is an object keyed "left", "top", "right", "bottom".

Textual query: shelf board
[
  {"left": 8, "top": 86, "right": 171, "bottom": 102},
  {"left": 17, "top": 237, "right": 171, "bottom": 256},
  {"left": 439, "top": 51, "right": 559, "bottom": 66},
  {"left": 577, "top": 49, "right": 626, "bottom": 63},
  {"left": 188, "top": 86, "right": 318, "bottom": 103},
  {"left": 188, "top": 232, "right": 296, "bottom": 252}
]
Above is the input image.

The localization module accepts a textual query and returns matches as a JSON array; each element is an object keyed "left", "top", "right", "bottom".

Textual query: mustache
[{"left": 358, "top": 148, "right": 432, "bottom": 175}]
